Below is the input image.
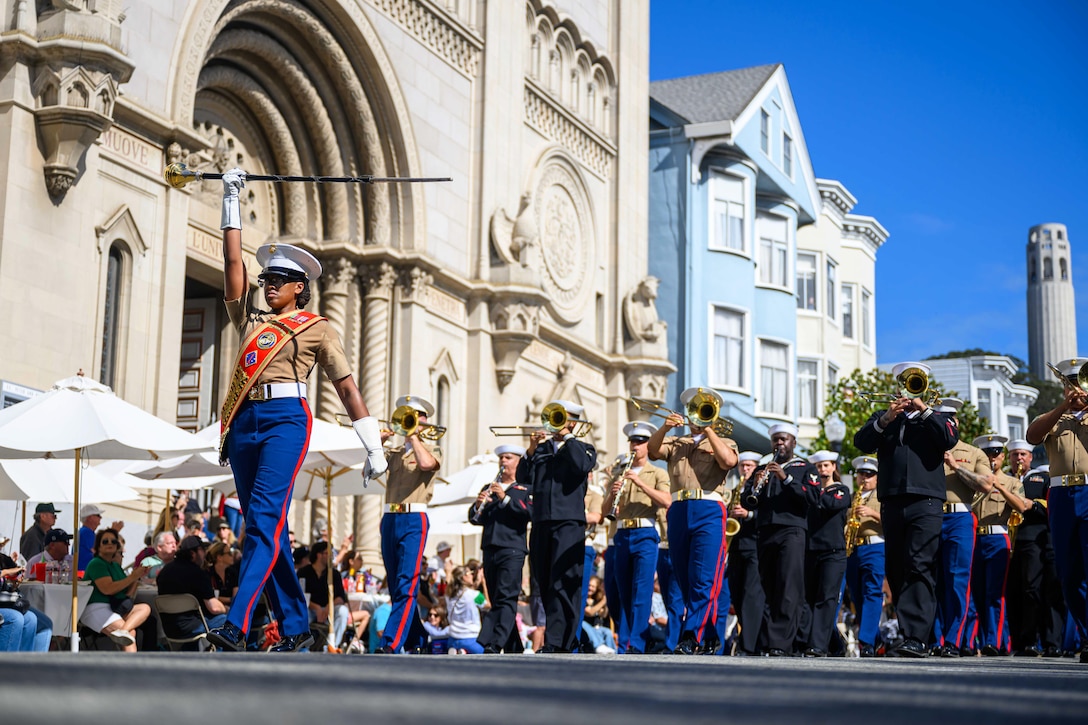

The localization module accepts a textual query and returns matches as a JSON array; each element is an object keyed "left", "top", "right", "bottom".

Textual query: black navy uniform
[
  {"left": 799, "top": 482, "right": 851, "bottom": 654},
  {"left": 728, "top": 478, "right": 765, "bottom": 655},
  {"left": 854, "top": 408, "right": 958, "bottom": 650},
  {"left": 1007, "top": 467, "right": 1065, "bottom": 653},
  {"left": 750, "top": 456, "right": 819, "bottom": 653},
  {"left": 471, "top": 479, "right": 532, "bottom": 653},
  {"left": 520, "top": 437, "right": 597, "bottom": 652}
]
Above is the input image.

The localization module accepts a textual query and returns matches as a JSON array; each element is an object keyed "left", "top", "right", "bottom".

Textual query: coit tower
[{"left": 1027, "top": 223, "right": 1078, "bottom": 378}]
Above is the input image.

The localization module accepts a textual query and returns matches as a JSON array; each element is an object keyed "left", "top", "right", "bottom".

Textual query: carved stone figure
[{"left": 623, "top": 276, "right": 669, "bottom": 358}]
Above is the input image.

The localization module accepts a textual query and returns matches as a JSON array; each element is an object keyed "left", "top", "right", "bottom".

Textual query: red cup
[{"left": 32, "top": 561, "right": 46, "bottom": 581}]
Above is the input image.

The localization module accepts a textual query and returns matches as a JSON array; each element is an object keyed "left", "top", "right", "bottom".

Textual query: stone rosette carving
[{"left": 535, "top": 162, "right": 594, "bottom": 323}]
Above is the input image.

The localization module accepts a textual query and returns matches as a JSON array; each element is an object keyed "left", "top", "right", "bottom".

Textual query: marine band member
[{"left": 845, "top": 456, "right": 884, "bottom": 657}]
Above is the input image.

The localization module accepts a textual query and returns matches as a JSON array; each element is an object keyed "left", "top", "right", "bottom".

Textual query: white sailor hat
[
  {"left": 891, "top": 361, "right": 931, "bottom": 378},
  {"left": 1054, "top": 358, "right": 1088, "bottom": 378},
  {"left": 852, "top": 456, "right": 878, "bottom": 473},
  {"left": 679, "top": 386, "right": 724, "bottom": 408},
  {"left": 1007, "top": 439, "right": 1033, "bottom": 452},
  {"left": 1038, "top": 463, "right": 1050, "bottom": 474},
  {"left": 738, "top": 451, "right": 762, "bottom": 463},
  {"left": 623, "top": 421, "right": 658, "bottom": 440},
  {"left": 808, "top": 450, "right": 839, "bottom": 464},
  {"left": 395, "top": 394, "right": 435, "bottom": 417},
  {"left": 767, "top": 422, "right": 799, "bottom": 439},
  {"left": 549, "top": 399, "right": 585, "bottom": 418},
  {"left": 256, "top": 242, "right": 322, "bottom": 281},
  {"left": 973, "top": 434, "right": 1008, "bottom": 451},
  {"left": 494, "top": 444, "right": 526, "bottom": 457},
  {"left": 934, "top": 397, "right": 963, "bottom": 414}
]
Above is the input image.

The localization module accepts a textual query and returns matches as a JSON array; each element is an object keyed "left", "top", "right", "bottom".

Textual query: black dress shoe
[
  {"left": 981, "top": 644, "right": 1002, "bottom": 657},
  {"left": 803, "top": 647, "right": 827, "bottom": 658},
  {"left": 537, "top": 644, "right": 564, "bottom": 654},
  {"left": 674, "top": 636, "right": 698, "bottom": 655},
  {"left": 698, "top": 638, "right": 721, "bottom": 655},
  {"left": 764, "top": 648, "right": 789, "bottom": 657},
  {"left": 960, "top": 646, "right": 978, "bottom": 657},
  {"left": 1013, "top": 647, "right": 1041, "bottom": 658},
  {"left": 1042, "top": 646, "right": 1063, "bottom": 658},
  {"left": 939, "top": 644, "right": 960, "bottom": 658},
  {"left": 859, "top": 643, "right": 875, "bottom": 658},
  {"left": 207, "top": 621, "right": 246, "bottom": 652},
  {"left": 482, "top": 644, "right": 503, "bottom": 654},
  {"left": 896, "top": 638, "right": 928, "bottom": 658},
  {"left": 269, "top": 632, "right": 315, "bottom": 653},
  {"left": 1080, "top": 645, "right": 1088, "bottom": 664},
  {"left": 372, "top": 645, "right": 395, "bottom": 654}
]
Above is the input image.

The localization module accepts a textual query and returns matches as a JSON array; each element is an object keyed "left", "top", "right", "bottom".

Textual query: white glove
[
  {"left": 220, "top": 167, "right": 246, "bottom": 230},
  {"left": 352, "top": 416, "right": 388, "bottom": 478}
]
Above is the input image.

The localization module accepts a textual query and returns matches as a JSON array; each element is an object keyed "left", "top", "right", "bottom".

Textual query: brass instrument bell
[
  {"left": 540, "top": 401, "right": 592, "bottom": 438},
  {"left": 629, "top": 393, "right": 735, "bottom": 436},
  {"left": 382, "top": 404, "right": 446, "bottom": 440},
  {"left": 1046, "top": 360, "right": 1088, "bottom": 394}
]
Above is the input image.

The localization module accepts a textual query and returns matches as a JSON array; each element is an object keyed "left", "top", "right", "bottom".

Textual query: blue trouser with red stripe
[
  {"left": 667, "top": 499, "right": 727, "bottom": 645},
  {"left": 578, "top": 544, "right": 597, "bottom": 639},
  {"left": 613, "top": 527, "right": 659, "bottom": 653},
  {"left": 380, "top": 511, "right": 429, "bottom": 651},
  {"left": 225, "top": 398, "right": 311, "bottom": 636},
  {"left": 846, "top": 542, "right": 885, "bottom": 647},
  {"left": 655, "top": 546, "right": 684, "bottom": 650},
  {"left": 601, "top": 545, "right": 624, "bottom": 646},
  {"left": 971, "top": 532, "right": 1011, "bottom": 650},
  {"left": 937, "top": 511, "right": 976, "bottom": 648},
  {"left": 1050, "top": 486, "right": 1088, "bottom": 638}
]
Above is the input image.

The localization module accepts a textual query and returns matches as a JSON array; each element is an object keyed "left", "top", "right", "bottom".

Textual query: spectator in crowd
[
  {"left": 217, "top": 491, "right": 242, "bottom": 537},
  {"left": 0, "top": 549, "right": 52, "bottom": 652},
  {"left": 133, "top": 531, "right": 155, "bottom": 568},
  {"left": 158, "top": 536, "right": 228, "bottom": 642},
  {"left": 205, "top": 541, "right": 238, "bottom": 608},
  {"left": 422, "top": 604, "right": 450, "bottom": 654},
  {"left": 368, "top": 595, "right": 392, "bottom": 654},
  {"left": 82, "top": 529, "right": 152, "bottom": 652},
  {"left": 428, "top": 541, "right": 455, "bottom": 586},
  {"left": 298, "top": 541, "right": 368, "bottom": 652},
  {"left": 648, "top": 576, "right": 669, "bottom": 653},
  {"left": 140, "top": 532, "right": 178, "bottom": 583},
  {"left": 288, "top": 531, "right": 299, "bottom": 551},
  {"left": 581, "top": 575, "right": 615, "bottom": 654},
  {"left": 340, "top": 550, "right": 365, "bottom": 590},
  {"left": 25, "top": 529, "right": 73, "bottom": 577},
  {"left": 446, "top": 565, "right": 488, "bottom": 654},
  {"left": 76, "top": 504, "right": 123, "bottom": 571},
  {"left": 18, "top": 503, "right": 59, "bottom": 560},
  {"left": 185, "top": 517, "right": 209, "bottom": 543},
  {"left": 292, "top": 546, "right": 311, "bottom": 573},
  {"left": 312, "top": 518, "right": 329, "bottom": 545},
  {"left": 215, "top": 521, "right": 237, "bottom": 550},
  {"left": 151, "top": 506, "right": 182, "bottom": 543}
]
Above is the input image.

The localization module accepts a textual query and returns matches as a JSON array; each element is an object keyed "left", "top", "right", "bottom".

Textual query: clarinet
[
  {"left": 744, "top": 445, "right": 784, "bottom": 510},
  {"left": 605, "top": 455, "right": 636, "bottom": 522},
  {"left": 470, "top": 466, "right": 504, "bottom": 523}
]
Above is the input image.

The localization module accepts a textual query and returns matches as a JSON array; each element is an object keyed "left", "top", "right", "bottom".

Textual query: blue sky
[{"left": 650, "top": 0, "right": 1088, "bottom": 369}]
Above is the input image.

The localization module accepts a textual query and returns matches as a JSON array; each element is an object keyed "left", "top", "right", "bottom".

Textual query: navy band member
[
  {"left": 521, "top": 400, "right": 598, "bottom": 653},
  {"left": 800, "top": 451, "right": 851, "bottom": 657},
  {"left": 604, "top": 421, "right": 671, "bottom": 654},
  {"left": 935, "top": 397, "right": 994, "bottom": 656},
  {"left": 1004, "top": 439, "right": 1065, "bottom": 656},
  {"left": 209, "top": 169, "right": 386, "bottom": 653},
  {"left": 579, "top": 468, "right": 607, "bottom": 644},
  {"left": 1026, "top": 357, "right": 1088, "bottom": 664},
  {"left": 845, "top": 456, "right": 885, "bottom": 657},
  {"left": 377, "top": 394, "right": 442, "bottom": 653},
  {"left": 728, "top": 451, "right": 765, "bottom": 656},
  {"left": 649, "top": 387, "right": 738, "bottom": 655},
  {"left": 853, "top": 361, "right": 959, "bottom": 658},
  {"left": 748, "top": 424, "right": 818, "bottom": 656},
  {"left": 972, "top": 435, "right": 1028, "bottom": 655},
  {"left": 471, "top": 444, "right": 532, "bottom": 653}
]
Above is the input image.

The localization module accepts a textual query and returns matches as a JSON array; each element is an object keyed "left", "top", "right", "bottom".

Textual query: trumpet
[
  {"left": 605, "top": 454, "right": 636, "bottom": 522},
  {"left": 858, "top": 366, "right": 941, "bottom": 406},
  {"left": 629, "top": 392, "right": 734, "bottom": 437},
  {"left": 1046, "top": 360, "right": 1088, "bottom": 394},
  {"left": 380, "top": 404, "right": 447, "bottom": 440}
]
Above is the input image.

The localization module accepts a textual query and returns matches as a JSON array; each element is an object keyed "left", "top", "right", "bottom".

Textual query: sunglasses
[
  {"left": 258, "top": 274, "right": 302, "bottom": 288},
  {"left": 100, "top": 539, "right": 119, "bottom": 545}
]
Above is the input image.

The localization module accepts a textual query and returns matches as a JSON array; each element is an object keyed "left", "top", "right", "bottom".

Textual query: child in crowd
[
  {"left": 582, "top": 576, "right": 615, "bottom": 654},
  {"left": 446, "top": 565, "right": 489, "bottom": 654}
]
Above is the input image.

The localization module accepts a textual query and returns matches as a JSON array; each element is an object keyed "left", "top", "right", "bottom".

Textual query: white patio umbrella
[
  {"left": 0, "top": 374, "right": 213, "bottom": 650},
  {"left": 429, "top": 453, "right": 500, "bottom": 506},
  {"left": 426, "top": 503, "right": 482, "bottom": 564},
  {"left": 0, "top": 459, "right": 140, "bottom": 504}
]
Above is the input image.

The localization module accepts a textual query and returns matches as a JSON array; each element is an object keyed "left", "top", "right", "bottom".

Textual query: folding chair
[{"left": 155, "top": 594, "right": 212, "bottom": 651}]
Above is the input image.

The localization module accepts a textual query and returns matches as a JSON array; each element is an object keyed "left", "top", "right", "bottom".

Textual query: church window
[{"left": 101, "top": 244, "right": 125, "bottom": 387}]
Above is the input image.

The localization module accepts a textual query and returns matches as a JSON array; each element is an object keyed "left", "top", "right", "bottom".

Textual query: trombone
[
  {"left": 490, "top": 402, "right": 592, "bottom": 439},
  {"left": 857, "top": 366, "right": 941, "bottom": 406},
  {"left": 379, "top": 404, "right": 447, "bottom": 441},
  {"left": 629, "top": 392, "right": 734, "bottom": 437},
  {"left": 488, "top": 425, "right": 543, "bottom": 437}
]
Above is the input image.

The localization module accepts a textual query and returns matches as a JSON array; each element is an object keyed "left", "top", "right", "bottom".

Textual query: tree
[{"left": 810, "top": 367, "right": 991, "bottom": 475}]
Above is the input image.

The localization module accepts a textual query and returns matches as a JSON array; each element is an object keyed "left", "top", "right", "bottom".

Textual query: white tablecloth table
[
  {"left": 347, "top": 591, "right": 390, "bottom": 614},
  {"left": 20, "top": 582, "right": 94, "bottom": 633}
]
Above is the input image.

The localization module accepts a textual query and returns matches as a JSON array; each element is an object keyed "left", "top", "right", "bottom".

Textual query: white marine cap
[
  {"left": 494, "top": 444, "right": 526, "bottom": 457},
  {"left": 767, "top": 422, "right": 799, "bottom": 439},
  {"left": 973, "top": 434, "right": 1008, "bottom": 451},
  {"left": 679, "top": 386, "right": 724, "bottom": 408},
  {"left": 738, "top": 451, "right": 762, "bottom": 463},
  {"left": 1007, "top": 439, "right": 1033, "bottom": 452},
  {"left": 395, "top": 394, "right": 435, "bottom": 417},
  {"left": 623, "top": 421, "right": 658, "bottom": 440},
  {"left": 1054, "top": 357, "right": 1088, "bottom": 378},
  {"left": 549, "top": 399, "right": 585, "bottom": 418},
  {"left": 808, "top": 450, "right": 839, "bottom": 464},
  {"left": 891, "top": 361, "right": 931, "bottom": 378},
  {"left": 852, "top": 456, "right": 878, "bottom": 473},
  {"left": 934, "top": 397, "right": 963, "bottom": 414},
  {"left": 256, "top": 242, "right": 322, "bottom": 280}
]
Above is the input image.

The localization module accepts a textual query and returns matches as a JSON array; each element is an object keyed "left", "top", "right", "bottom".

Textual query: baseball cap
[
  {"left": 178, "top": 535, "right": 208, "bottom": 554},
  {"left": 45, "top": 528, "right": 72, "bottom": 545},
  {"left": 80, "top": 503, "right": 106, "bottom": 519}
]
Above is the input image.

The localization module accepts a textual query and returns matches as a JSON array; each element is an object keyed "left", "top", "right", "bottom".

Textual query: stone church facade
[{"left": 0, "top": 0, "right": 670, "bottom": 569}]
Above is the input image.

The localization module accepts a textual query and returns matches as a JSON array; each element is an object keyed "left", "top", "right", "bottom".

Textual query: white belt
[
  {"left": 943, "top": 503, "right": 970, "bottom": 514},
  {"left": 248, "top": 382, "right": 307, "bottom": 401},
  {"left": 672, "top": 490, "right": 724, "bottom": 503},
  {"left": 617, "top": 518, "right": 655, "bottom": 530},
  {"left": 384, "top": 503, "right": 427, "bottom": 514},
  {"left": 658, "top": 541, "right": 669, "bottom": 550},
  {"left": 977, "top": 525, "right": 1008, "bottom": 536},
  {"left": 856, "top": 535, "right": 885, "bottom": 546},
  {"left": 1051, "top": 474, "right": 1088, "bottom": 488}
]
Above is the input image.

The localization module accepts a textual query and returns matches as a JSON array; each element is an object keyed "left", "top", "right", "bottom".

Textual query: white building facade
[{"left": 911, "top": 356, "right": 1038, "bottom": 441}]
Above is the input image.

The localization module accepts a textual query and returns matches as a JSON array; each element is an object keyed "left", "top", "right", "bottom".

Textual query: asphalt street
[{"left": 0, "top": 652, "right": 1084, "bottom": 724}]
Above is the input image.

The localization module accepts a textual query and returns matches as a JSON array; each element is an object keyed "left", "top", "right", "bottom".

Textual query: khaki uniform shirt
[
  {"left": 855, "top": 488, "right": 883, "bottom": 539},
  {"left": 976, "top": 472, "right": 1024, "bottom": 527},
  {"left": 654, "top": 435, "right": 738, "bottom": 494},
  {"left": 1041, "top": 411, "right": 1088, "bottom": 476},
  {"left": 585, "top": 484, "right": 604, "bottom": 544},
  {"left": 655, "top": 506, "right": 668, "bottom": 547},
  {"left": 943, "top": 441, "right": 991, "bottom": 504},
  {"left": 616, "top": 465, "right": 671, "bottom": 520},
  {"left": 384, "top": 442, "right": 443, "bottom": 504},
  {"left": 225, "top": 299, "right": 352, "bottom": 384}
]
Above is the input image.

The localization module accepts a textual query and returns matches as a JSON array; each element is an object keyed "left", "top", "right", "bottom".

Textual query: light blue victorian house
[{"left": 648, "top": 64, "right": 820, "bottom": 451}]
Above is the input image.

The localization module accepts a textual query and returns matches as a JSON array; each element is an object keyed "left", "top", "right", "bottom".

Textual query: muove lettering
[{"left": 100, "top": 127, "right": 161, "bottom": 174}]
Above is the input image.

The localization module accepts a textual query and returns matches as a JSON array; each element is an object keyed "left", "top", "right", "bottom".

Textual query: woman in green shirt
[{"left": 81, "top": 529, "right": 152, "bottom": 651}]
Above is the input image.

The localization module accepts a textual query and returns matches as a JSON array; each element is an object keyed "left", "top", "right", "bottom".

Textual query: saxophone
[
  {"left": 844, "top": 485, "right": 866, "bottom": 557},
  {"left": 1006, "top": 460, "right": 1025, "bottom": 554},
  {"left": 724, "top": 484, "right": 743, "bottom": 548}
]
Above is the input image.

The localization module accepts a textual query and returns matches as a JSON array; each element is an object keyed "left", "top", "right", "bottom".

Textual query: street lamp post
[{"left": 826, "top": 411, "right": 846, "bottom": 455}]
